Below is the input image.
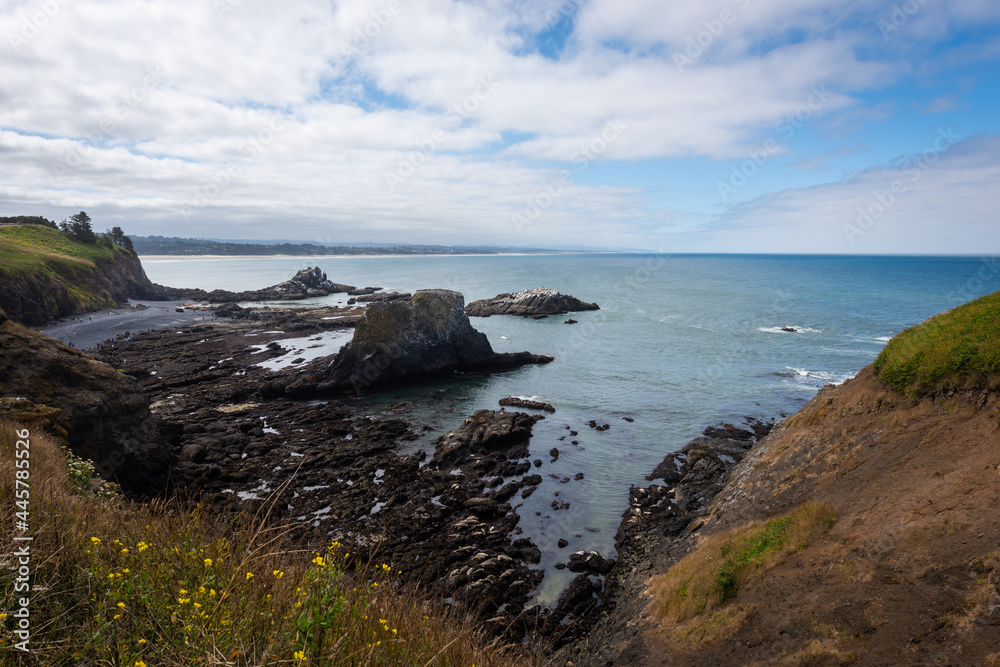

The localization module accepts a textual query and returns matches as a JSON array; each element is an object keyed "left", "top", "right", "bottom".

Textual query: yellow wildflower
[
  {"left": 138, "top": 638, "right": 147, "bottom": 645},
  {"left": 137, "top": 542, "right": 149, "bottom": 552},
  {"left": 246, "top": 572, "right": 254, "bottom": 581},
  {"left": 294, "top": 650, "right": 307, "bottom": 660},
  {"left": 120, "top": 548, "right": 129, "bottom": 555},
  {"left": 135, "top": 662, "right": 147, "bottom": 667},
  {"left": 203, "top": 558, "right": 213, "bottom": 567},
  {"left": 90, "top": 537, "right": 101, "bottom": 545},
  {"left": 273, "top": 570, "right": 284, "bottom": 579},
  {"left": 117, "top": 602, "right": 125, "bottom": 610}
]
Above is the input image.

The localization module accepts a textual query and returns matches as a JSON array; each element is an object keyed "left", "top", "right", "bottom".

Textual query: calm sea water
[{"left": 142, "top": 253, "right": 998, "bottom": 602}]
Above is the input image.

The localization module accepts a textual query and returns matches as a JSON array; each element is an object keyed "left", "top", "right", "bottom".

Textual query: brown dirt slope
[{"left": 595, "top": 367, "right": 1000, "bottom": 666}]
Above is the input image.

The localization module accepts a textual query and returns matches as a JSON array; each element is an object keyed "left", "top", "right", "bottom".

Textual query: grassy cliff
[
  {"left": 0, "top": 224, "right": 154, "bottom": 325},
  {"left": 874, "top": 290, "right": 1000, "bottom": 395}
]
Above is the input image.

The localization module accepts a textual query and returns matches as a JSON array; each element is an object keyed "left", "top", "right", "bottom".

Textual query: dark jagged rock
[
  {"left": 318, "top": 290, "right": 553, "bottom": 394},
  {"left": 554, "top": 574, "right": 602, "bottom": 620},
  {"left": 567, "top": 550, "right": 616, "bottom": 575},
  {"left": 703, "top": 422, "right": 755, "bottom": 441},
  {"left": 347, "top": 286, "right": 382, "bottom": 296},
  {"left": 354, "top": 291, "right": 411, "bottom": 303},
  {"left": 0, "top": 318, "right": 171, "bottom": 492},
  {"left": 499, "top": 396, "right": 555, "bottom": 412},
  {"left": 432, "top": 409, "right": 541, "bottom": 467},
  {"left": 466, "top": 287, "right": 599, "bottom": 318},
  {"left": 564, "top": 319, "right": 578, "bottom": 324}
]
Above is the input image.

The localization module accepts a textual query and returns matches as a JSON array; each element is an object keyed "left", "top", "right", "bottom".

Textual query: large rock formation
[
  {"left": 465, "top": 287, "right": 599, "bottom": 318},
  {"left": 318, "top": 290, "right": 553, "bottom": 394},
  {"left": 0, "top": 313, "right": 171, "bottom": 493},
  {"left": 151, "top": 266, "right": 357, "bottom": 303}
]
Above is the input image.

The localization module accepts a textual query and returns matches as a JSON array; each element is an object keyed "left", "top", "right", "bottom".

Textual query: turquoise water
[{"left": 142, "top": 253, "right": 999, "bottom": 602}]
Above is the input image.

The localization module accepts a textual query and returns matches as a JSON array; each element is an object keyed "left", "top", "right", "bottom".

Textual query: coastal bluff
[{"left": 0, "top": 224, "right": 160, "bottom": 325}]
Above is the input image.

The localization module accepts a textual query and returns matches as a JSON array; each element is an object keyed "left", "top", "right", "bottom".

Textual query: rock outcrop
[
  {"left": 152, "top": 267, "right": 358, "bottom": 303},
  {"left": 318, "top": 290, "right": 554, "bottom": 394},
  {"left": 465, "top": 287, "right": 599, "bottom": 318},
  {"left": 499, "top": 396, "right": 556, "bottom": 412},
  {"left": 431, "top": 409, "right": 541, "bottom": 467},
  {"left": 0, "top": 317, "right": 171, "bottom": 493}
]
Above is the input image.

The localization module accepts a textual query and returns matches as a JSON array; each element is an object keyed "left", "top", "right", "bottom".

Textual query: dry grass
[
  {"left": 649, "top": 502, "right": 837, "bottom": 626},
  {"left": 0, "top": 419, "right": 532, "bottom": 666}
]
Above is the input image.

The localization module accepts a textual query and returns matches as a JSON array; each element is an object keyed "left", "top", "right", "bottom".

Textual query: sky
[{"left": 0, "top": 0, "right": 998, "bottom": 253}]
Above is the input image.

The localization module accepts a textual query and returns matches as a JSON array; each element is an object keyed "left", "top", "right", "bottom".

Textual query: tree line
[{"left": 0, "top": 211, "right": 135, "bottom": 253}]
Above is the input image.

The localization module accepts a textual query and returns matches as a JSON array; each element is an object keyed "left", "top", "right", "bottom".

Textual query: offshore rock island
[{"left": 466, "top": 287, "right": 600, "bottom": 318}]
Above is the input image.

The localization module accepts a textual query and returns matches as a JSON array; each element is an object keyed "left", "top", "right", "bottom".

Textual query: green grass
[
  {"left": 650, "top": 503, "right": 836, "bottom": 624},
  {"left": 874, "top": 290, "right": 1000, "bottom": 395},
  {"left": 0, "top": 420, "right": 528, "bottom": 666},
  {"left": 0, "top": 224, "right": 137, "bottom": 320},
  {"left": 0, "top": 224, "right": 123, "bottom": 267}
]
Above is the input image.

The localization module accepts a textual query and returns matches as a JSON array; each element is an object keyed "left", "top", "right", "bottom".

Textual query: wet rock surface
[{"left": 466, "top": 287, "right": 600, "bottom": 318}]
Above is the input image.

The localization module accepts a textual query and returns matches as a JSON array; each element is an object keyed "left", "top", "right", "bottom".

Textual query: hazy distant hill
[{"left": 132, "top": 236, "right": 563, "bottom": 256}]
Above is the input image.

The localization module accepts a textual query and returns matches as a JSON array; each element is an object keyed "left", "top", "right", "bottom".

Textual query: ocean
[{"left": 142, "top": 253, "right": 999, "bottom": 602}]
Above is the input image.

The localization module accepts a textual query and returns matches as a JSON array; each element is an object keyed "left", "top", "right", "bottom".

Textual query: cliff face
[
  {"left": 0, "top": 225, "right": 158, "bottom": 325},
  {"left": 587, "top": 292, "right": 1000, "bottom": 667},
  {"left": 0, "top": 311, "right": 171, "bottom": 493}
]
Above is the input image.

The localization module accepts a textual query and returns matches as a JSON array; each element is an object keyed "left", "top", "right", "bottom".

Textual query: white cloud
[
  {"left": 0, "top": 0, "right": 995, "bottom": 250},
  {"left": 692, "top": 133, "right": 1000, "bottom": 254}
]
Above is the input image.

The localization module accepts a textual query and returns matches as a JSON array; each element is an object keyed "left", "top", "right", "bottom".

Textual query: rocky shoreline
[
  {"left": 77, "top": 295, "right": 601, "bottom": 640},
  {"left": 63, "top": 284, "right": 777, "bottom": 647},
  {"left": 8, "top": 260, "right": 788, "bottom": 653}
]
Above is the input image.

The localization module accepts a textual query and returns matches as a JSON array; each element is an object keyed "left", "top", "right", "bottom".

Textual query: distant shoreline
[{"left": 138, "top": 252, "right": 582, "bottom": 260}]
